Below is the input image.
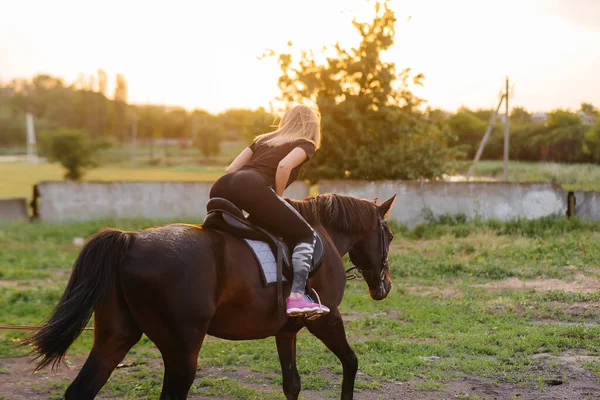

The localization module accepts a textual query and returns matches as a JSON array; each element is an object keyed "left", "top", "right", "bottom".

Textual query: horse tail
[{"left": 23, "top": 228, "right": 134, "bottom": 371}]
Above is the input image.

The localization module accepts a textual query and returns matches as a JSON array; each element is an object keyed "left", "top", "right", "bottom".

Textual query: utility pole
[
  {"left": 503, "top": 77, "right": 510, "bottom": 181},
  {"left": 25, "top": 112, "right": 38, "bottom": 163},
  {"left": 467, "top": 95, "right": 505, "bottom": 181}
]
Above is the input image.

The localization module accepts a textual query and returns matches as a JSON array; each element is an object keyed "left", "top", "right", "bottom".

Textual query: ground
[
  {"left": 1, "top": 216, "right": 600, "bottom": 399},
  {"left": 1, "top": 339, "right": 599, "bottom": 399}
]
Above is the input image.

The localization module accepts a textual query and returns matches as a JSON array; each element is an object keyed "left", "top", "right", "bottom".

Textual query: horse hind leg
[{"left": 64, "top": 290, "right": 142, "bottom": 399}]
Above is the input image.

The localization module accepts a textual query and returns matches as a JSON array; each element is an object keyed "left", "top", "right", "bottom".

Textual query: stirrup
[{"left": 305, "top": 289, "right": 326, "bottom": 320}]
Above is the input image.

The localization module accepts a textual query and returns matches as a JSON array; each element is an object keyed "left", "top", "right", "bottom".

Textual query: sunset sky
[{"left": 1, "top": 0, "right": 599, "bottom": 114}]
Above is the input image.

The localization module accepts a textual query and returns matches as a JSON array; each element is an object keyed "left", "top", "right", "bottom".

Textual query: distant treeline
[
  {"left": 1, "top": 73, "right": 599, "bottom": 164},
  {"left": 0, "top": 72, "right": 274, "bottom": 148},
  {"left": 447, "top": 104, "right": 600, "bottom": 163}
]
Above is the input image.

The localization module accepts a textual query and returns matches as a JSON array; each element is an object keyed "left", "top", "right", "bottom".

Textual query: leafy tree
[
  {"left": 163, "top": 108, "right": 190, "bottom": 139},
  {"left": 113, "top": 74, "right": 128, "bottom": 141},
  {"left": 447, "top": 108, "right": 489, "bottom": 158},
  {"left": 193, "top": 113, "right": 223, "bottom": 160},
  {"left": 97, "top": 69, "right": 108, "bottom": 97},
  {"left": 510, "top": 107, "right": 532, "bottom": 124},
  {"left": 0, "top": 117, "right": 26, "bottom": 146},
  {"left": 217, "top": 108, "right": 274, "bottom": 141},
  {"left": 39, "top": 129, "right": 112, "bottom": 180},
  {"left": 580, "top": 102, "right": 598, "bottom": 117},
  {"left": 272, "top": 1, "right": 456, "bottom": 182},
  {"left": 583, "top": 121, "right": 600, "bottom": 161},
  {"left": 531, "top": 110, "right": 588, "bottom": 162},
  {"left": 506, "top": 121, "right": 545, "bottom": 161}
]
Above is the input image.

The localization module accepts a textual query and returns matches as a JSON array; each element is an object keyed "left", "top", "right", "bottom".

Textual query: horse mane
[{"left": 287, "top": 193, "right": 379, "bottom": 233}]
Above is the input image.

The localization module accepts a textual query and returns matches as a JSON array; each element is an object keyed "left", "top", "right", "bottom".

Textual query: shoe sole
[{"left": 287, "top": 307, "right": 330, "bottom": 318}]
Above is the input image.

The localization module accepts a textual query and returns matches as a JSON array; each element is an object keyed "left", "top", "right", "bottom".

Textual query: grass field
[
  {"left": 0, "top": 141, "right": 246, "bottom": 200},
  {"left": 454, "top": 160, "right": 600, "bottom": 191},
  {"left": 0, "top": 162, "right": 226, "bottom": 201},
  {"left": 1, "top": 217, "right": 599, "bottom": 399}
]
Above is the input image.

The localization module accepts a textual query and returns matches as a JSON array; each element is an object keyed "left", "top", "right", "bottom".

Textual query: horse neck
[{"left": 322, "top": 227, "right": 355, "bottom": 257}]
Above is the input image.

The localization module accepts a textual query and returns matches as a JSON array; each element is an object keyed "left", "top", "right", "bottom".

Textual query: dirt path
[{"left": 1, "top": 353, "right": 599, "bottom": 399}]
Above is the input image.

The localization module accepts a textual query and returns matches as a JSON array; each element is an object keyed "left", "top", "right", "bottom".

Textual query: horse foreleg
[
  {"left": 275, "top": 331, "right": 302, "bottom": 400},
  {"left": 156, "top": 321, "right": 209, "bottom": 400},
  {"left": 306, "top": 309, "right": 358, "bottom": 400}
]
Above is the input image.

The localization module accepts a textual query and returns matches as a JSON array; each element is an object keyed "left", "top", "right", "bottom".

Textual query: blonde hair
[{"left": 255, "top": 105, "right": 321, "bottom": 148}]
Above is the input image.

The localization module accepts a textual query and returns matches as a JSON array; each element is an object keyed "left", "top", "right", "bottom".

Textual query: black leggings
[{"left": 209, "top": 170, "right": 315, "bottom": 294}]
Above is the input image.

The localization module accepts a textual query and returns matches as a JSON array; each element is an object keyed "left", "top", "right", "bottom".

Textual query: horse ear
[
  {"left": 378, "top": 194, "right": 397, "bottom": 217},
  {"left": 372, "top": 197, "right": 379, "bottom": 203}
]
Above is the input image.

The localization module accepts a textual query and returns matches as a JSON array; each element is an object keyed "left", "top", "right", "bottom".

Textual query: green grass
[
  {"left": 455, "top": 160, "right": 600, "bottom": 191},
  {"left": 1, "top": 217, "right": 600, "bottom": 398},
  {"left": 0, "top": 140, "right": 246, "bottom": 200},
  {"left": 0, "top": 162, "right": 225, "bottom": 201}
]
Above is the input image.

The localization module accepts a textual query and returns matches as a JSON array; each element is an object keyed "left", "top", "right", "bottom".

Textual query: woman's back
[{"left": 241, "top": 139, "right": 315, "bottom": 188}]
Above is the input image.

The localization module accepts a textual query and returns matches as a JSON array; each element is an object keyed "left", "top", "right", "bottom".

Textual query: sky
[{"left": 1, "top": 0, "right": 599, "bottom": 114}]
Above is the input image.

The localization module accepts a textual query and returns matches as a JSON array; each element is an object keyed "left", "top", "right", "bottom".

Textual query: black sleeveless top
[{"left": 241, "top": 138, "right": 316, "bottom": 189}]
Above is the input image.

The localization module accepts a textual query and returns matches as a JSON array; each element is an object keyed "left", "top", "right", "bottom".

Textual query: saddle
[
  {"left": 203, "top": 197, "right": 325, "bottom": 316},
  {"left": 204, "top": 197, "right": 324, "bottom": 276}
]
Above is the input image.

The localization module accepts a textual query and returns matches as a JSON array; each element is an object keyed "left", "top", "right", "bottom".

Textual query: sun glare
[{"left": 1, "top": 0, "right": 598, "bottom": 112}]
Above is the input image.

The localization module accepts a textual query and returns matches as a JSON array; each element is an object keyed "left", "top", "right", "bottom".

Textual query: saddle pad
[{"left": 244, "top": 239, "right": 287, "bottom": 286}]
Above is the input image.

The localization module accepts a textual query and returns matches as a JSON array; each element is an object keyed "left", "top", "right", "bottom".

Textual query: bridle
[{"left": 346, "top": 215, "right": 390, "bottom": 286}]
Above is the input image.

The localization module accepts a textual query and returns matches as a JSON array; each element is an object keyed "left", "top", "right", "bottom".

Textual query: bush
[
  {"left": 0, "top": 117, "right": 26, "bottom": 147},
  {"left": 394, "top": 213, "right": 600, "bottom": 241},
  {"left": 39, "top": 129, "right": 112, "bottom": 180},
  {"left": 194, "top": 122, "right": 224, "bottom": 160}
]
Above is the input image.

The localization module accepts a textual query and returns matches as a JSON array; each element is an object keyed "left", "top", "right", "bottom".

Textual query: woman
[{"left": 209, "top": 105, "right": 330, "bottom": 318}]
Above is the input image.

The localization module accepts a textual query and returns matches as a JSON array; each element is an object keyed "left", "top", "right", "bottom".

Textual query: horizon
[{"left": 1, "top": 0, "right": 599, "bottom": 114}]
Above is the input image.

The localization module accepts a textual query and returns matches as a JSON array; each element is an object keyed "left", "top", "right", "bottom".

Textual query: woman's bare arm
[
  {"left": 226, "top": 147, "right": 253, "bottom": 173},
  {"left": 275, "top": 147, "right": 309, "bottom": 196}
]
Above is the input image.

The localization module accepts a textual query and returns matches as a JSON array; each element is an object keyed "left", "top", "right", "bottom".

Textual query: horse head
[{"left": 348, "top": 195, "right": 396, "bottom": 300}]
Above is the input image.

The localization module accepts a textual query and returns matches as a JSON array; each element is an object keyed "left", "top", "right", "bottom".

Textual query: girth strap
[{"left": 276, "top": 241, "right": 285, "bottom": 317}]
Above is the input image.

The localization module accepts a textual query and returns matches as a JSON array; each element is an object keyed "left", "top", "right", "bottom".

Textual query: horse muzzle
[{"left": 369, "top": 276, "right": 391, "bottom": 300}]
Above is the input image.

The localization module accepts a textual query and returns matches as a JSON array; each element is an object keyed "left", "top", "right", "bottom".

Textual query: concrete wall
[
  {"left": 35, "top": 181, "right": 310, "bottom": 222},
  {"left": 574, "top": 191, "right": 600, "bottom": 220},
  {"left": 319, "top": 180, "right": 567, "bottom": 227},
  {"left": 31, "top": 179, "right": 575, "bottom": 225},
  {"left": 0, "top": 198, "right": 29, "bottom": 221}
]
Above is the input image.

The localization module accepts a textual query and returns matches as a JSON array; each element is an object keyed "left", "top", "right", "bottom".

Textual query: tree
[
  {"left": 447, "top": 108, "right": 490, "bottom": 158},
  {"left": 97, "top": 69, "right": 108, "bottom": 97},
  {"left": 510, "top": 107, "right": 532, "bottom": 124},
  {"left": 580, "top": 102, "right": 598, "bottom": 117},
  {"left": 193, "top": 113, "right": 223, "bottom": 160},
  {"left": 216, "top": 108, "right": 275, "bottom": 141},
  {"left": 163, "top": 108, "right": 190, "bottom": 139},
  {"left": 272, "top": 1, "right": 456, "bottom": 182},
  {"left": 583, "top": 121, "right": 600, "bottom": 162},
  {"left": 39, "top": 129, "right": 112, "bottom": 180},
  {"left": 532, "top": 110, "right": 588, "bottom": 162},
  {"left": 113, "top": 74, "right": 128, "bottom": 141}
]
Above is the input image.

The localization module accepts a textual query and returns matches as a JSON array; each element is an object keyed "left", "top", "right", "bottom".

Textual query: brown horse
[{"left": 25, "top": 193, "right": 396, "bottom": 399}]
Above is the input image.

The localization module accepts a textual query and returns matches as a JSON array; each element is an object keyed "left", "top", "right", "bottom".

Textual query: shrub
[{"left": 39, "top": 129, "right": 112, "bottom": 180}]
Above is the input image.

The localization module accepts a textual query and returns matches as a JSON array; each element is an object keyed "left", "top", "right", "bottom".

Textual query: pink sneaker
[{"left": 286, "top": 295, "right": 330, "bottom": 318}]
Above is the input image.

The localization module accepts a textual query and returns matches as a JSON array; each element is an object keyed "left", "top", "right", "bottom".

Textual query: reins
[
  {"left": 345, "top": 266, "right": 361, "bottom": 280},
  {"left": 345, "top": 216, "right": 389, "bottom": 282}
]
